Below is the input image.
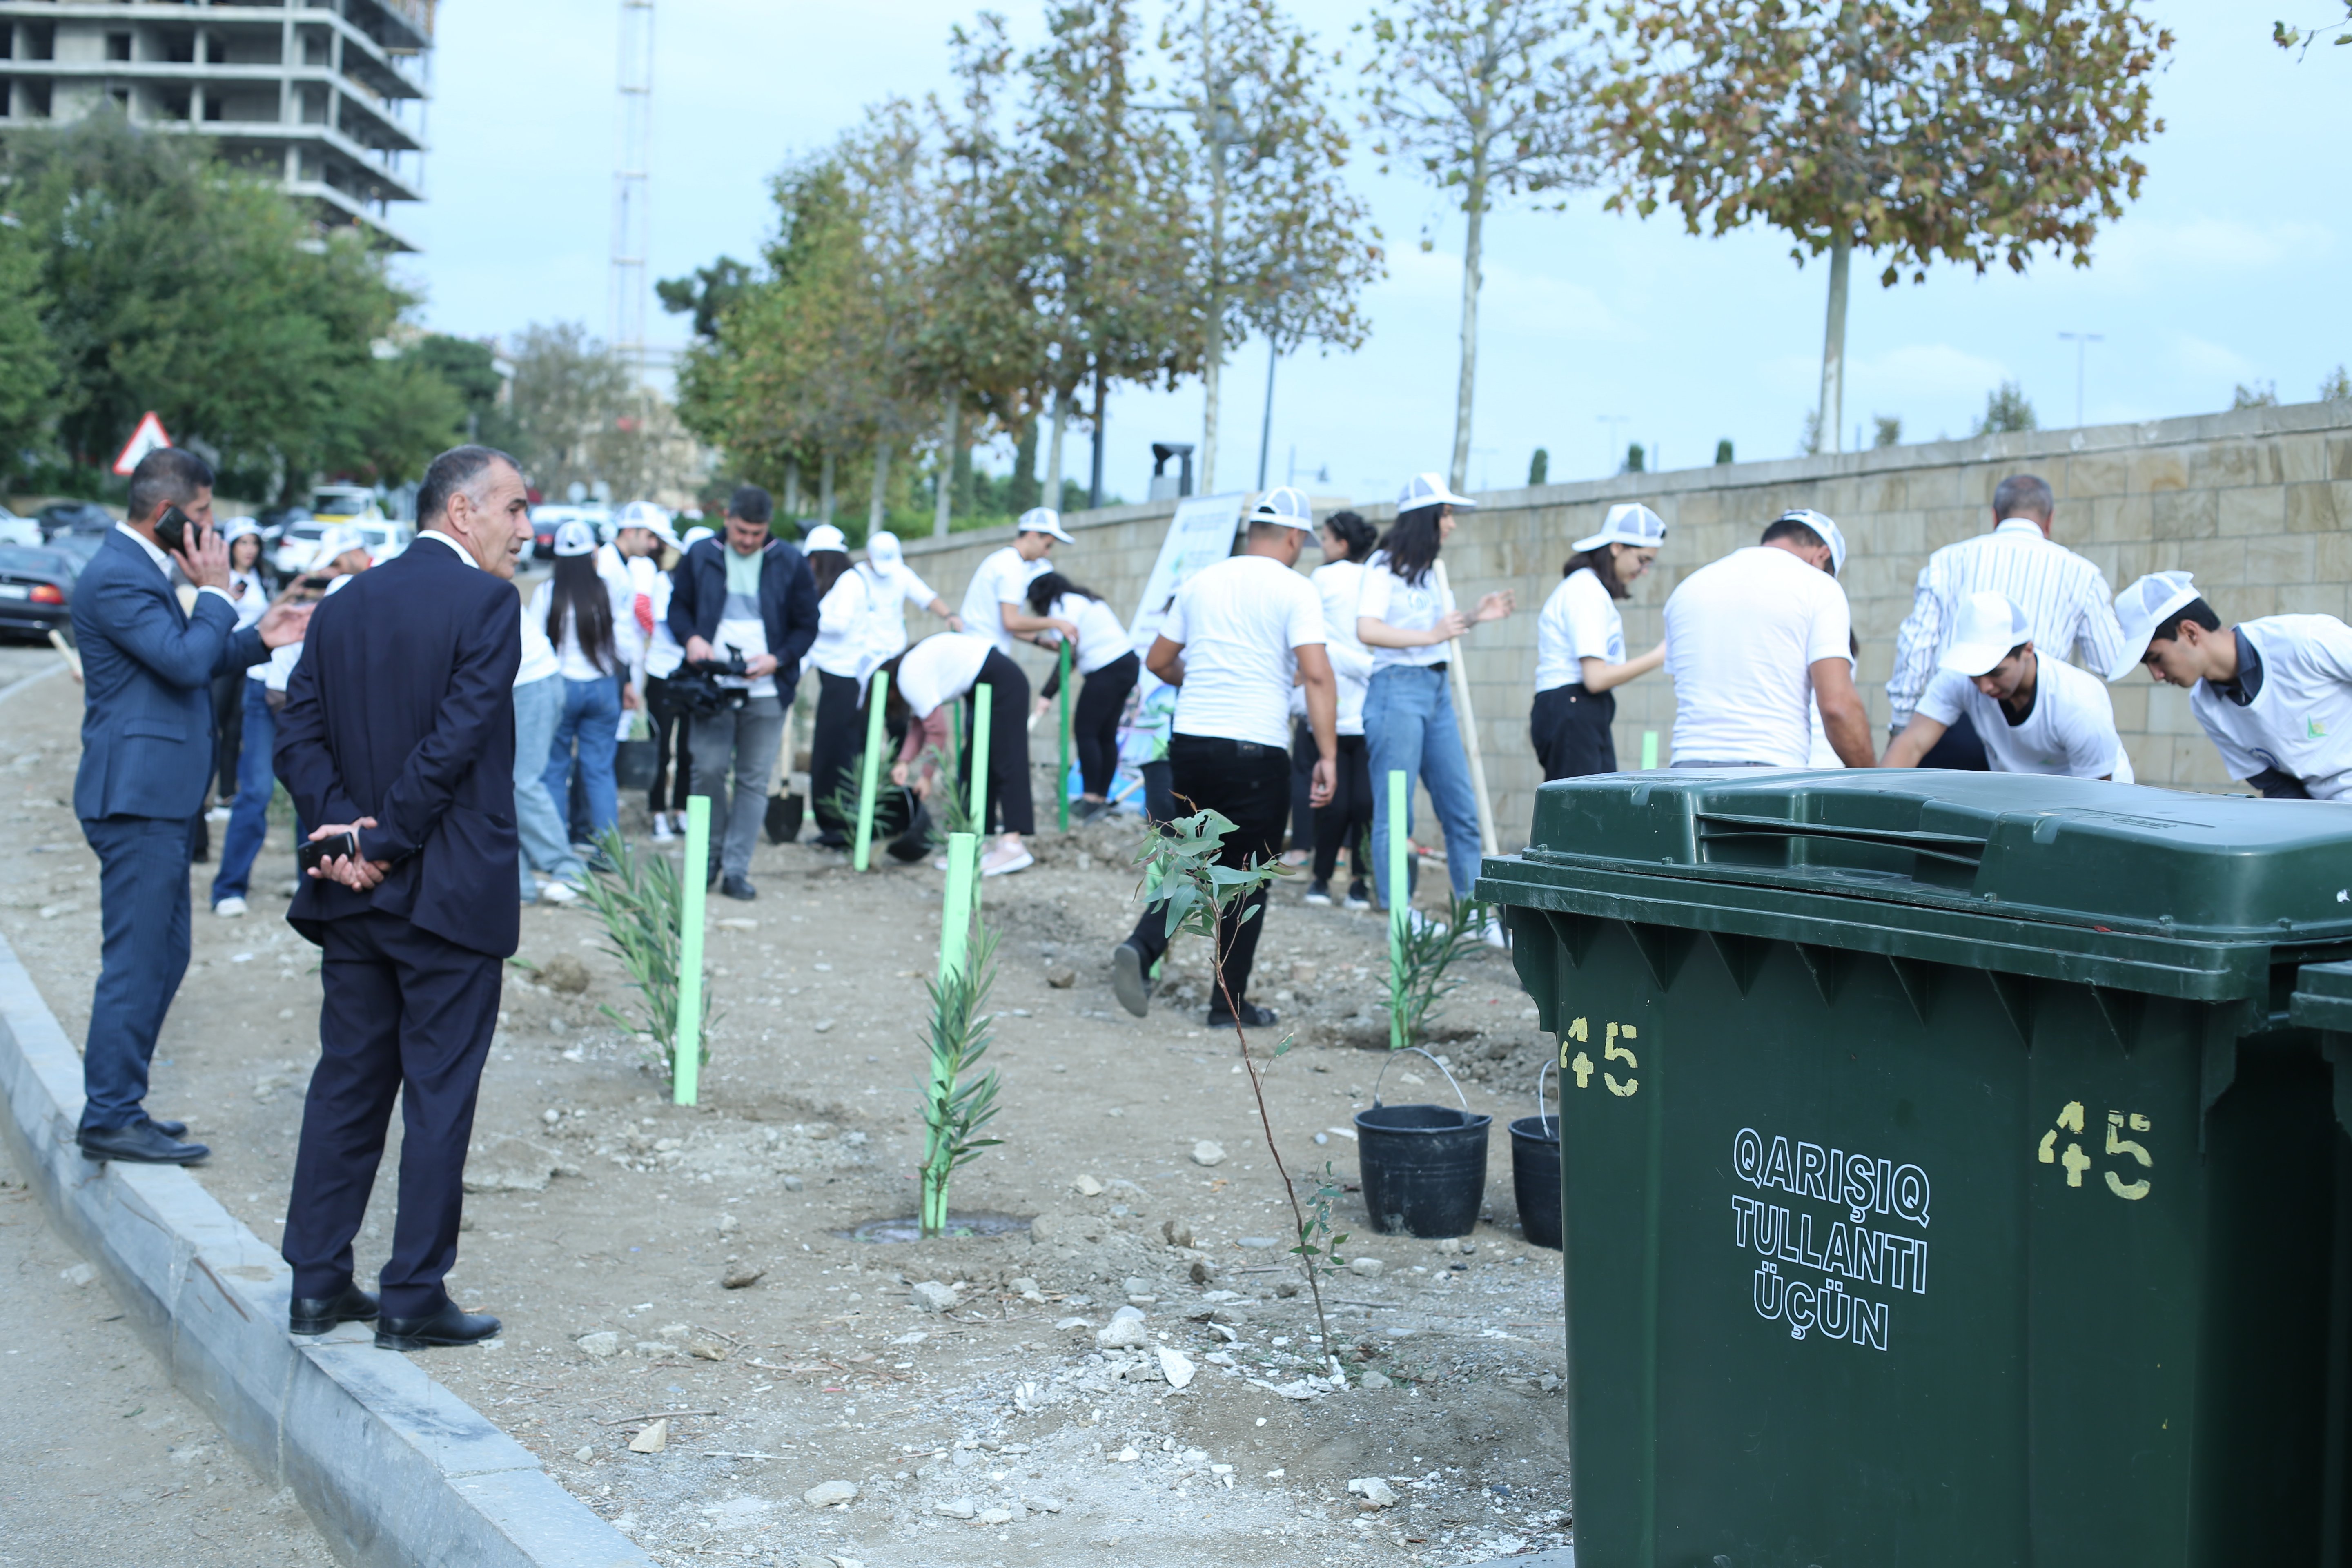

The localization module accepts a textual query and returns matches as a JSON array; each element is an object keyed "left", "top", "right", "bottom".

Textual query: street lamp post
[{"left": 2058, "top": 332, "right": 2103, "bottom": 429}]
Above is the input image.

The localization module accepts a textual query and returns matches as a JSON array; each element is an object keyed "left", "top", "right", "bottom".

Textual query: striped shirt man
[{"left": 1886, "top": 518, "right": 2127, "bottom": 731}]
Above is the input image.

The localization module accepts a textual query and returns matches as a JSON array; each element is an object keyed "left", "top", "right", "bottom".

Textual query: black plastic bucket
[
  {"left": 1354, "top": 1047, "right": 1491, "bottom": 1238},
  {"left": 615, "top": 737, "right": 657, "bottom": 791},
  {"left": 1510, "top": 1061, "right": 1562, "bottom": 1250}
]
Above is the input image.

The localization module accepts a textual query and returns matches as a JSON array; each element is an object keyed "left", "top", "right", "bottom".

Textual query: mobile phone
[
  {"left": 154, "top": 504, "right": 197, "bottom": 555},
  {"left": 297, "top": 830, "right": 361, "bottom": 875}
]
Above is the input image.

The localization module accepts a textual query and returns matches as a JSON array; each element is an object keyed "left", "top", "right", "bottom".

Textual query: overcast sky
[{"left": 406, "top": 0, "right": 2345, "bottom": 506}]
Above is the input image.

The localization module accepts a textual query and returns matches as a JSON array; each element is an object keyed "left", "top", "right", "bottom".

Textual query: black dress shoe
[
  {"left": 1207, "top": 1000, "right": 1278, "bottom": 1030},
  {"left": 145, "top": 1116, "right": 188, "bottom": 1139},
  {"left": 290, "top": 1283, "right": 380, "bottom": 1336},
  {"left": 720, "top": 873, "right": 757, "bottom": 901},
  {"left": 79, "top": 1123, "right": 209, "bottom": 1165},
  {"left": 376, "top": 1305, "right": 502, "bottom": 1352}
]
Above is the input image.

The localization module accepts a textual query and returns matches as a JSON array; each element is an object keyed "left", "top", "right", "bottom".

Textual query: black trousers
[
  {"left": 1531, "top": 683, "right": 1617, "bottom": 780},
  {"left": 961, "top": 649, "right": 1035, "bottom": 835},
  {"left": 810, "top": 669, "right": 864, "bottom": 833},
  {"left": 1289, "top": 719, "right": 1318, "bottom": 852},
  {"left": 1071, "top": 651, "right": 1139, "bottom": 796},
  {"left": 1125, "top": 734, "right": 1289, "bottom": 1009},
  {"left": 1918, "top": 708, "right": 1990, "bottom": 770},
  {"left": 281, "top": 910, "right": 501, "bottom": 1319},
  {"left": 643, "top": 675, "right": 695, "bottom": 814},
  {"left": 210, "top": 673, "right": 244, "bottom": 801},
  {"left": 1312, "top": 733, "right": 1374, "bottom": 882}
]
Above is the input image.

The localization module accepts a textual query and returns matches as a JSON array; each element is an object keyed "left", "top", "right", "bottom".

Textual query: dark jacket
[
  {"left": 72, "top": 527, "right": 266, "bottom": 821},
  {"left": 666, "top": 536, "right": 819, "bottom": 692},
  {"left": 274, "top": 536, "right": 522, "bottom": 958}
]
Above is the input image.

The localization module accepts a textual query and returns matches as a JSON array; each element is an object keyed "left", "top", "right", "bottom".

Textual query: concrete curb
[{"left": 0, "top": 928, "right": 652, "bottom": 1568}]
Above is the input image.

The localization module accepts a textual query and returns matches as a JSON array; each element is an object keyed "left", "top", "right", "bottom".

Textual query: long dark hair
[
  {"left": 1026, "top": 570, "right": 1100, "bottom": 617},
  {"left": 1561, "top": 544, "right": 1630, "bottom": 601},
  {"left": 547, "top": 553, "right": 615, "bottom": 672},
  {"left": 810, "top": 548, "right": 853, "bottom": 599},
  {"left": 1323, "top": 509, "right": 1376, "bottom": 564},
  {"left": 1375, "top": 503, "right": 1446, "bottom": 586}
]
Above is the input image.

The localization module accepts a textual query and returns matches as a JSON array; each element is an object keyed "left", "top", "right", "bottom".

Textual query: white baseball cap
[
  {"left": 315, "top": 525, "right": 368, "bottom": 563},
  {"left": 867, "top": 530, "right": 904, "bottom": 570},
  {"left": 1571, "top": 502, "right": 1667, "bottom": 555},
  {"left": 681, "top": 525, "right": 716, "bottom": 550},
  {"left": 1776, "top": 508, "right": 1846, "bottom": 577},
  {"left": 1939, "top": 591, "right": 2033, "bottom": 678},
  {"left": 804, "top": 523, "right": 848, "bottom": 554},
  {"left": 553, "top": 519, "right": 597, "bottom": 557},
  {"left": 1396, "top": 472, "right": 1476, "bottom": 512},
  {"left": 1017, "top": 507, "right": 1074, "bottom": 543},
  {"left": 221, "top": 517, "right": 262, "bottom": 543},
  {"left": 2107, "top": 570, "right": 2202, "bottom": 682},
  {"left": 1244, "top": 486, "right": 1315, "bottom": 530}
]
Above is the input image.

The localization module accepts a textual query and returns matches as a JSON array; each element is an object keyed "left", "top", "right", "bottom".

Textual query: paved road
[{"left": 0, "top": 641, "right": 333, "bottom": 1566}]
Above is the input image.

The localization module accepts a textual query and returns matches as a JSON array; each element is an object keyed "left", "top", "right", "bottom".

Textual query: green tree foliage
[
  {"left": 1714, "top": 437, "right": 1734, "bottom": 464},
  {"left": 2231, "top": 380, "right": 2280, "bottom": 410},
  {"left": 1872, "top": 414, "right": 1902, "bottom": 448},
  {"left": 1973, "top": 380, "right": 2037, "bottom": 435},
  {"left": 1601, "top": 0, "right": 2172, "bottom": 455},
  {"left": 1361, "top": 0, "right": 1606, "bottom": 490},
  {"left": 1527, "top": 445, "right": 1548, "bottom": 484},
  {"left": 654, "top": 257, "right": 755, "bottom": 341},
  {"left": 2321, "top": 365, "right": 2352, "bottom": 403},
  {"left": 505, "top": 321, "right": 645, "bottom": 500},
  {"left": 5, "top": 112, "right": 454, "bottom": 496},
  {"left": 0, "top": 211, "right": 57, "bottom": 467},
  {"left": 2276, "top": 5, "right": 2352, "bottom": 55}
]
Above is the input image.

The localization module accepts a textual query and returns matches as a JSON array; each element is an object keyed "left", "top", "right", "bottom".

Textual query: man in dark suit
[
  {"left": 273, "top": 445, "right": 535, "bottom": 1351},
  {"left": 73, "top": 448, "right": 309, "bottom": 1165}
]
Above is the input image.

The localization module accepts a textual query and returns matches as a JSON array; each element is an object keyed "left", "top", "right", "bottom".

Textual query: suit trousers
[
  {"left": 1123, "top": 735, "right": 1289, "bottom": 1009},
  {"left": 78, "top": 813, "right": 200, "bottom": 1133},
  {"left": 281, "top": 910, "right": 501, "bottom": 1317}
]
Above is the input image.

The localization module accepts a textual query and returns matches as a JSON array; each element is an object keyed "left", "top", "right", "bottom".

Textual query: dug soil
[{"left": 0, "top": 643, "right": 1573, "bottom": 1567}]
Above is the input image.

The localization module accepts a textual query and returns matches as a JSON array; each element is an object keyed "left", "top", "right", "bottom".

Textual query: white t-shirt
[
  {"left": 1919, "top": 656, "right": 2133, "bottom": 781},
  {"left": 894, "top": 630, "right": 995, "bottom": 721},
  {"left": 1807, "top": 656, "right": 1856, "bottom": 768},
  {"left": 529, "top": 577, "right": 625, "bottom": 683},
  {"left": 1162, "top": 555, "right": 1326, "bottom": 748},
  {"left": 617, "top": 552, "right": 660, "bottom": 673},
  {"left": 713, "top": 545, "right": 776, "bottom": 698},
  {"left": 858, "top": 559, "right": 938, "bottom": 661},
  {"left": 515, "top": 596, "right": 560, "bottom": 687},
  {"left": 266, "top": 572, "right": 355, "bottom": 692},
  {"left": 1356, "top": 552, "right": 1455, "bottom": 671},
  {"left": 958, "top": 546, "right": 1048, "bottom": 656},
  {"left": 1664, "top": 546, "right": 1853, "bottom": 766},
  {"left": 2189, "top": 615, "right": 2352, "bottom": 800},
  {"left": 1535, "top": 568, "right": 1624, "bottom": 693},
  {"left": 811, "top": 569, "right": 872, "bottom": 679},
  {"left": 643, "top": 571, "right": 683, "bottom": 680},
  {"left": 1311, "top": 559, "right": 1374, "bottom": 737},
  {"left": 1043, "top": 593, "right": 1132, "bottom": 675}
]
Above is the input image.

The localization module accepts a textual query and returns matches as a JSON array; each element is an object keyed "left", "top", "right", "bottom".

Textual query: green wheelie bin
[{"left": 1474, "top": 769, "right": 2352, "bottom": 1568}]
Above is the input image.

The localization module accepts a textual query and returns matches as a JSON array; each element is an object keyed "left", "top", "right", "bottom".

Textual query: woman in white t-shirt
[
  {"left": 1026, "top": 571, "right": 1137, "bottom": 822},
  {"left": 1356, "top": 473, "right": 1515, "bottom": 927},
  {"left": 803, "top": 525, "right": 872, "bottom": 849},
  {"left": 529, "top": 519, "right": 635, "bottom": 847},
  {"left": 1532, "top": 502, "right": 1667, "bottom": 780},
  {"left": 879, "top": 630, "right": 1036, "bottom": 877},
  {"left": 1303, "top": 509, "right": 1379, "bottom": 905}
]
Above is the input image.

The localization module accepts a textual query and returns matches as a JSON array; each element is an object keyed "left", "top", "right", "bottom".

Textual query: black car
[
  {"left": 0, "top": 543, "right": 80, "bottom": 638},
  {"left": 256, "top": 504, "right": 311, "bottom": 546},
  {"left": 36, "top": 500, "right": 113, "bottom": 539}
]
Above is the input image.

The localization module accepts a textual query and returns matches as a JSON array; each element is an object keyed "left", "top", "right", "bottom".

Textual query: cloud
[
  {"left": 2172, "top": 335, "right": 2259, "bottom": 382},
  {"left": 2093, "top": 216, "right": 2335, "bottom": 286}
]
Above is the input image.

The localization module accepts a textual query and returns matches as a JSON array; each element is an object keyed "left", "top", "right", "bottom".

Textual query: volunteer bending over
[
  {"left": 1882, "top": 590, "right": 2132, "bottom": 780},
  {"left": 2109, "top": 571, "right": 2352, "bottom": 800}
]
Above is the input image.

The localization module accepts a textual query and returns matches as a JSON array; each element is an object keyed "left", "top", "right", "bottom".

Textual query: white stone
[
  {"left": 1347, "top": 1477, "right": 1398, "bottom": 1508},
  {"left": 1190, "top": 1141, "right": 1226, "bottom": 1167},
  {"left": 59, "top": 1263, "right": 95, "bottom": 1287},
  {"left": 1114, "top": 1447, "right": 1140, "bottom": 1462},
  {"left": 802, "top": 1480, "right": 859, "bottom": 1509},
  {"left": 1349, "top": 1257, "right": 1384, "bottom": 1278},
  {"left": 935, "top": 1497, "right": 977, "bottom": 1520},
  {"left": 627, "top": 1419, "right": 668, "bottom": 1454},
  {"left": 978, "top": 1508, "right": 1014, "bottom": 1525},
  {"left": 1359, "top": 1368, "right": 1393, "bottom": 1389},
  {"left": 1072, "top": 1173, "right": 1105, "bottom": 1196},
  {"left": 573, "top": 1445, "right": 595, "bottom": 1461},
  {"left": 577, "top": 1331, "right": 620, "bottom": 1357},
  {"left": 1156, "top": 1347, "right": 1197, "bottom": 1389},
  {"left": 1096, "top": 1316, "right": 1150, "bottom": 1350},
  {"left": 909, "top": 1280, "right": 959, "bottom": 1312}
]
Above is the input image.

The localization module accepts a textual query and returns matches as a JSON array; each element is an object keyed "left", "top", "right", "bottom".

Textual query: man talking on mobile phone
[
  {"left": 71, "top": 447, "right": 311, "bottom": 1166},
  {"left": 271, "top": 445, "right": 535, "bottom": 1351}
]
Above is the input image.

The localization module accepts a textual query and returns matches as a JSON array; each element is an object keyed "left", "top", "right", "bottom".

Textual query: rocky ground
[{"left": 0, "top": 640, "right": 1574, "bottom": 1567}]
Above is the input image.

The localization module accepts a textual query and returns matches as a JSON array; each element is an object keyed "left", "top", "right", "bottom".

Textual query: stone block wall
[{"left": 886, "top": 401, "right": 2352, "bottom": 847}]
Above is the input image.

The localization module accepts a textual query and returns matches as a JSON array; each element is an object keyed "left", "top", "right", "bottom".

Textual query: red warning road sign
[{"left": 111, "top": 412, "right": 172, "bottom": 477}]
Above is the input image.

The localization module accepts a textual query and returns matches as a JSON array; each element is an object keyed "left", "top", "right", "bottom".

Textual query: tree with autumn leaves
[{"left": 1599, "top": 0, "right": 2172, "bottom": 454}]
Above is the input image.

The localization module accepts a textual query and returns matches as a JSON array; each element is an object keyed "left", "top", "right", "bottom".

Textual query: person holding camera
[
  {"left": 71, "top": 448, "right": 310, "bottom": 1165},
  {"left": 666, "top": 483, "right": 818, "bottom": 900}
]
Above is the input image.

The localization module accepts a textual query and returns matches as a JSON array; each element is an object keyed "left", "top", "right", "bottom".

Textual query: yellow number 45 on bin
[
  {"left": 2036, "top": 1100, "right": 2152, "bottom": 1200},
  {"left": 1559, "top": 1018, "right": 1639, "bottom": 1098}
]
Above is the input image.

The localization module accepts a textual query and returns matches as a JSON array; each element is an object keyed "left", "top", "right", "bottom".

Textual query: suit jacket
[
  {"left": 274, "top": 537, "right": 522, "bottom": 958},
  {"left": 71, "top": 528, "right": 266, "bottom": 821},
  {"left": 666, "top": 537, "right": 820, "bottom": 691}
]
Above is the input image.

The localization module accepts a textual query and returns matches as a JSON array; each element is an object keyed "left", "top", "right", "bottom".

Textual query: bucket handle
[
  {"left": 1535, "top": 1057, "right": 1556, "bottom": 1140},
  {"left": 1372, "top": 1045, "right": 1470, "bottom": 1114}
]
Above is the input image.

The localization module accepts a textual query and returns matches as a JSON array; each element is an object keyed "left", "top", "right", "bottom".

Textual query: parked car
[
  {"left": 272, "top": 520, "right": 329, "bottom": 577},
  {"left": 36, "top": 500, "right": 114, "bottom": 539},
  {"left": 256, "top": 504, "right": 311, "bottom": 546},
  {"left": 310, "top": 485, "right": 384, "bottom": 525},
  {"left": 0, "top": 543, "right": 81, "bottom": 639},
  {"left": 0, "top": 505, "right": 38, "bottom": 547},
  {"left": 42, "top": 532, "right": 103, "bottom": 569},
  {"left": 354, "top": 521, "right": 414, "bottom": 564}
]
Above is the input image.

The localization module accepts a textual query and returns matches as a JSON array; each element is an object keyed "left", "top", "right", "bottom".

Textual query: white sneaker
[
  {"left": 650, "top": 815, "right": 675, "bottom": 844},
  {"left": 1401, "top": 908, "right": 1444, "bottom": 938},
  {"left": 980, "top": 844, "right": 1035, "bottom": 878},
  {"left": 1479, "top": 911, "right": 1510, "bottom": 950},
  {"left": 213, "top": 896, "right": 248, "bottom": 918},
  {"left": 206, "top": 805, "right": 233, "bottom": 823},
  {"left": 538, "top": 881, "right": 581, "bottom": 906}
]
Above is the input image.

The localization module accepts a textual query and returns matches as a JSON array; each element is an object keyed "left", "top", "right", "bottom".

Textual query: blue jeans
[
  {"left": 212, "top": 679, "right": 291, "bottom": 904},
  {"left": 513, "top": 674, "right": 585, "bottom": 898},
  {"left": 1363, "top": 664, "right": 1482, "bottom": 907},
  {"left": 542, "top": 674, "right": 621, "bottom": 848}
]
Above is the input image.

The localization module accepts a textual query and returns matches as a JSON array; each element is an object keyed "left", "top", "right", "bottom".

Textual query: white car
[
  {"left": 0, "top": 506, "right": 38, "bottom": 547},
  {"left": 272, "top": 521, "right": 329, "bottom": 577}
]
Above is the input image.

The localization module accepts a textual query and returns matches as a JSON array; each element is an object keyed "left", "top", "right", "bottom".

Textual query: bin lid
[
  {"left": 1512, "top": 770, "right": 2352, "bottom": 941},
  {"left": 2290, "top": 961, "right": 2352, "bottom": 1032}
]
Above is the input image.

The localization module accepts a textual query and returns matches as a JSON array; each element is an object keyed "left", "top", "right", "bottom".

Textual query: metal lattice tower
[{"left": 610, "top": 0, "right": 654, "bottom": 377}]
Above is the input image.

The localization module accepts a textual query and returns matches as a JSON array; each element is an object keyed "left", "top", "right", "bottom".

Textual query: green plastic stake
[
  {"left": 674, "top": 793, "right": 710, "bottom": 1105},
  {"left": 1641, "top": 729, "right": 1659, "bottom": 771},
  {"left": 968, "top": 680, "right": 993, "bottom": 829},
  {"left": 1387, "top": 768, "right": 1408, "bottom": 1053},
  {"left": 938, "top": 831, "right": 979, "bottom": 982},
  {"left": 853, "top": 667, "right": 889, "bottom": 871},
  {"left": 1056, "top": 639, "right": 1073, "bottom": 832}
]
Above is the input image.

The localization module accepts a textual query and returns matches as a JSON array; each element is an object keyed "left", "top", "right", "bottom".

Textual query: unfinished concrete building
[{"left": 0, "top": 0, "right": 434, "bottom": 249}]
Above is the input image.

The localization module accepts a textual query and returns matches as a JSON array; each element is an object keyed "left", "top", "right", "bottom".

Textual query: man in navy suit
[
  {"left": 73, "top": 448, "right": 309, "bottom": 1165},
  {"left": 273, "top": 445, "right": 535, "bottom": 1351}
]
